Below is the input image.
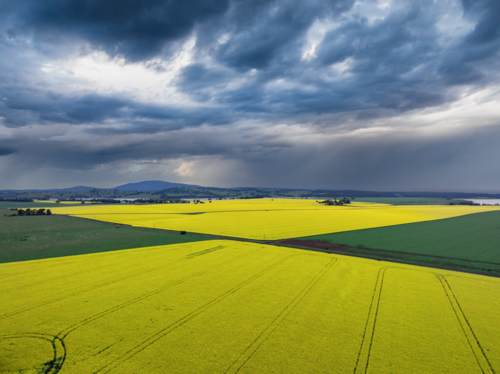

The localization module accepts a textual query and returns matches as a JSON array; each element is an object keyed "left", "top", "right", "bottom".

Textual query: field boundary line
[
  {"left": 57, "top": 248, "right": 251, "bottom": 339},
  {"left": 283, "top": 240, "right": 500, "bottom": 266},
  {"left": 94, "top": 254, "right": 298, "bottom": 374},
  {"left": 224, "top": 257, "right": 337, "bottom": 374},
  {"left": 435, "top": 274, "right": 495, "bottom": 374},
  {"left": 278, "top": 242, "right": 500, "bottom": 278},
  {"left": 0, "top": 244, "right": 230, "bottom": 320}
]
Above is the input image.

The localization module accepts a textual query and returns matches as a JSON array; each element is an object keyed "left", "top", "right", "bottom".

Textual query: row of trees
[
  {"left": 450, "top": 201, "right": 481, "bottom": 206},
  {"left": 14, "top": 208, "right": 52, "bottom": 216},
  {"left": 319, "top": 198, "right": 351, "bottom": 206},
  {"left": 127, "top": 199, "right": 191, "bottom": 204}
]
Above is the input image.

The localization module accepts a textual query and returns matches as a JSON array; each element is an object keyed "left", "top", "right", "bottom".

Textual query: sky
[{"left": 1, "top": 0, "right": 500, "bottom": 191}]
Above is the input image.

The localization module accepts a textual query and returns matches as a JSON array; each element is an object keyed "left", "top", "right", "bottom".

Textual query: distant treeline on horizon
[{"left": 1, "top": 185, "right": 500, "bottom": 201}]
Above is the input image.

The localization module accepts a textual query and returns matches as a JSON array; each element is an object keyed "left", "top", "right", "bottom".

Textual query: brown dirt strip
[
  {"left": 278, "top": 239, "right": 500, "bottom": 266},
  {"left": 276, "top": 239, "right": 500, "bottom": 278}
]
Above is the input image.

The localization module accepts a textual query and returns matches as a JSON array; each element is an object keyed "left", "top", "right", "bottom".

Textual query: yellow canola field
[
  {"left": 51, "top": 198, "right": 385, "bottom": 214},
  {"left": 1, "top": 241, "right": 499, "bottom": 373},
  {"left": 50, "top": 198, "right": 500, "bottom": 240}
]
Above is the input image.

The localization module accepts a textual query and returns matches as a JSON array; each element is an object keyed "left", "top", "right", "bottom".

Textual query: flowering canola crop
[
  {"left": 50, "top": 198, "right": 500, "bottom": 239},
  {"left": 1, "top": 241, "right": 498, "bottom": 373}
]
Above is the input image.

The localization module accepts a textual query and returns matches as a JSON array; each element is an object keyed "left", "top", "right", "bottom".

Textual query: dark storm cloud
[
  {"left": 174, "top": 0, "right": 500, "bottom": 123},
  {"left": 8, "top": 0, "right": 230, "bottom": 61},
  {"left": 221, "top": 124, "right": 500, "bottom": 191},
  {"left": 1, "top": 0, "right": 500, "bottom": 190},
  {"left": 0, "top": 89, "right": 234, "bottom": 130},
  {"left": 5, "top": 120, "right": 500, "bottom": 192},
  {"left": 1, "top": 92, "right": 131, "bottom": 126},
  {"left": 317, "top": 3, "right": 438, "bottom": 75},
  {"left": 4, "top": 0, "right": 499, "bottom": 124},
  {"left": 462, "top": 0, "right": 500, "bottom": 45},
  {"left": 247, "top": 1, "right": 487, "bottom": 115},
  {"left": 432, "top": 0, "right": 500, "bottom": 86},
  {"left": 0, "top": 146, "right": 16, "bottom": 157},
  {"left": 6, "top": 124, "right": 291, "bottom": 171},
  {"left": 212, "top": 0, "right": 355, "bottom": 71}
]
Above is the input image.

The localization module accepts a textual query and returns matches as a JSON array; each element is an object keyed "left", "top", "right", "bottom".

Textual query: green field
[
  {"left": 0, "top": 214, "right": 211, "bottom": 264},
  {"left": 293, "top": 210, "right": 500, "bottom": 276},
  {"left": 353, "top": 197, "right": 453, "bottom": 205}
]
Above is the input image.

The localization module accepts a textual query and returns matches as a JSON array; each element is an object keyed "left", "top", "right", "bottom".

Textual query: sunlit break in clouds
[{"left": 0, "top": 0, "right": 500, "bottom": 191}]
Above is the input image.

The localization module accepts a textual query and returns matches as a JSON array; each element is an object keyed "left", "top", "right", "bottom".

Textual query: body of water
[{"left": 467, "top": 199, "right": 500, "bottom": 205}]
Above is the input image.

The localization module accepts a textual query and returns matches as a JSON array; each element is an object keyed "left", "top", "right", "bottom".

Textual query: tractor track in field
[
  {"left": 2, "top": 247, "right": 263, "bottom": 374},
  {"left": 354, "top": 267, "right": 495, "bottom": 374},
  {"left": 0, "top": 245, "right": 238, "bottom": 321},
  {"left": 0, "top": 333, "right": 66, "bottom": 374},
  {"left": 93, "top": 254, "right": 299, "bottom": 374},
  {"left": 354, "top": 267, "right": 386, "bottom": 374},
  {"left": 224, "top": 257, "right": 337, "bottom": 374},
  {"left": 436, "top": 274, "right": 495, "bottom": 374},
  {"left": 56, "top": 247, "right": 251, "bottom": 340}
]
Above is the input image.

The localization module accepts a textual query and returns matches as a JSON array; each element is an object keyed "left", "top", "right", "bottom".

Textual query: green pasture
[
  {"left": 0, "top": 201, "right": 85, "bottom": 209},
  {"left": 0, "top": 214, "right": 212, "bottom": 264},
  {"left": 353, "top": 197, "right": 452, "bottom": 205},
  {"left": 296, "top": 210, "right": 500, "bottom": 275}
]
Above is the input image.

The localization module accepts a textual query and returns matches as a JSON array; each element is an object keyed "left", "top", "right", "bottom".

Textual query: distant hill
[
  {"left": 113, "top": 180, "right": 197, "bottom": 192},
  {"left": 0, "top": 181, "right": 196, "bottom": 193},
  {"left": 2, "top": 181, "right": 500, "bottom": 199}
]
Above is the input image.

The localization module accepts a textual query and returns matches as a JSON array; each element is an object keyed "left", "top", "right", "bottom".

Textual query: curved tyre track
[{"left": 0, "top": 333, "right": 65, "bottom": 374}]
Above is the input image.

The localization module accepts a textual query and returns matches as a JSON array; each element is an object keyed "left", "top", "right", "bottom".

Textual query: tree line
[
  {"left": 12, "top": 208, "right": 52, "bottom": 215},
  {"left": 319, "top": 198, "right": 351, "bottom": 206}
]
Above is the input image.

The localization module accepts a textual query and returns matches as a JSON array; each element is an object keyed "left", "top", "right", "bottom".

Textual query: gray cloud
[
  {"left": 7, "top": 0, "right": 231, "bottom": 62},
  {"left": 211, "top": 0, "right": 355, "bottom": 71},
  {"left": 462, "top": 0, "right": 500, "bottom": 45},
  {"left": 1, "top": 0, "right": 500, "bottom": 191},
  {"left": 3, "top": 121, "right": 500, "bottom": 192},
  {"left": 0, "top": 146, "right": 16, "bottom": 156},
  {"left": 1, "top": 92, "right": 131, "bottom": 126}
]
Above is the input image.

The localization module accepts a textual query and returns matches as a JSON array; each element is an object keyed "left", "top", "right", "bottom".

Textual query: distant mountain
[
  {"left": 3, "top": 181, "right": 499, "bottom": 197},
  {"left": 0, "top": 181, "right": 196, "bottom": 193},
  {"left": 113, "top": 180, "right": 197, "bottom": 192}
]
